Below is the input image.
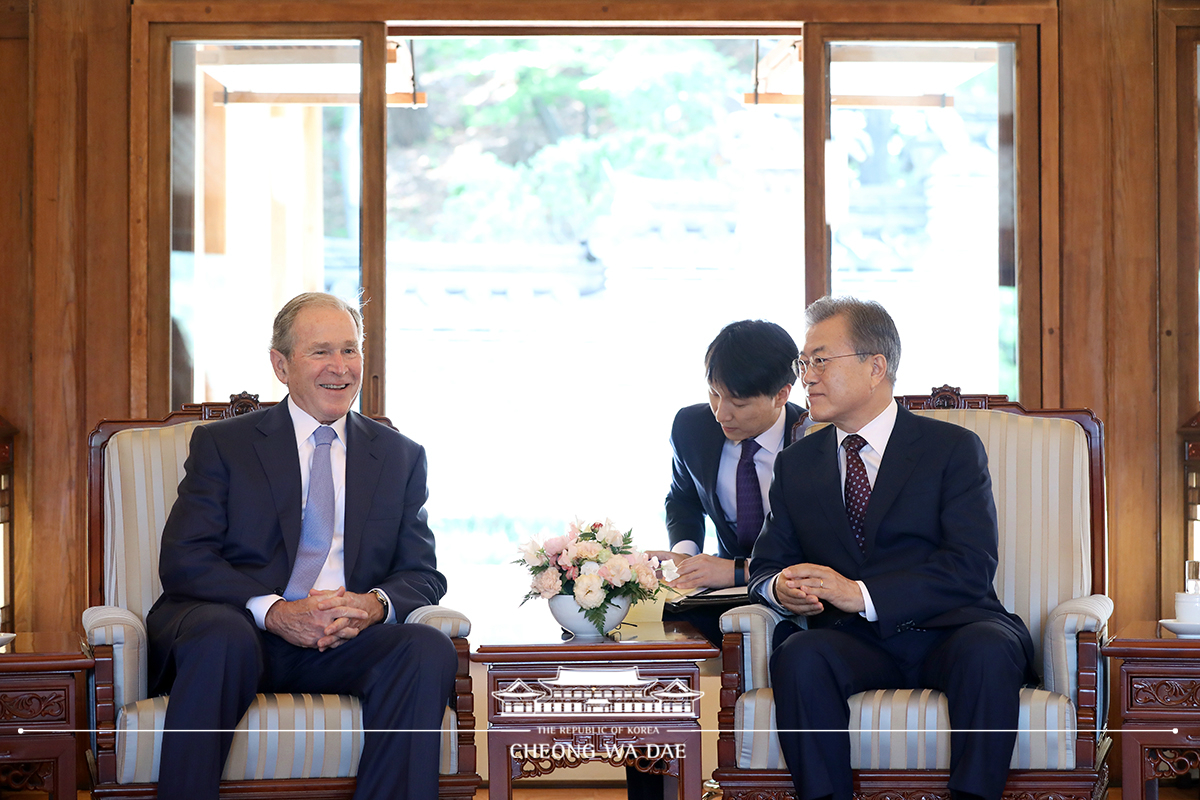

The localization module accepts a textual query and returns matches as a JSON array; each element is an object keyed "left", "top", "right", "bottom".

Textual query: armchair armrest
[
  {"left": 719, "top": 604, "right": 785, "bottom": 693},
  {"left": 405, "top": 604, "right": 477, "bottom": 775},
  {"left": 1043, "top": 594, "right": 1113, "bottom": 702},
  {"left": 405, "top": 605, "right": 472, "bottom": 638},
  {"left": 83, "top": 605, "right": 149, "bottom": 708}
]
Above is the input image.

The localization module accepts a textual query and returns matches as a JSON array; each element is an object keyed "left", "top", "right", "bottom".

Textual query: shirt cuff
[
  {"left": 247, "top": 594, "right": 284, "bottom": 630},
  {"left": 759, "top": 573, "right": 790, "bottom": 614},
  {"left": 671, "top": 541, "right": 700, "bottom": 557},
  {"left": 856, "top": 580, "right": 878, "bottom": 622},
  {"left": 374, "top": 588, "right": 397, "bottom": 624}
]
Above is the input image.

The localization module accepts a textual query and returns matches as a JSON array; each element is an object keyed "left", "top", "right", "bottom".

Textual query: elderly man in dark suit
[
  {"left": 147, "top": 292, "right": 456, "bottom": 800},
  {"left": 749, "top": 297, "right": 1035, "bottom": 800}
]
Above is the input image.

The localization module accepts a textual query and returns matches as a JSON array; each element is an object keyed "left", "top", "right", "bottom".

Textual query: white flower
[
  {"left": 660, "top": 558, "right": 680, "bottom": 583},
  {"left": 574, "top": 574, "right": 606, "bottom": 609},
  {"left": 519, "top": 538, "right": 546, "bottom": 567},
  {"left": 531, "top": 569, "right": 563, "bottom": 599},
  {"left": 580, "top": 561, "right": 601, "bottom": 575},
  {"left": 598, "top": 518, "right": 626, "bottom": 547}
]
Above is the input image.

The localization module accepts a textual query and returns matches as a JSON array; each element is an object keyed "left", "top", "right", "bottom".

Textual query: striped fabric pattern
[
  {"left": 82, "top": 605, "right": 147, "bottom": 711},
  {"left": 114, "top": 695, "right": 458, "bottom": 783},
  {"left": 719, "top": 604, "right": 784, "bottom": 694},
  {"left": 735, "top": 687, "right": 1075, "bottom": 770},
  {"left": 405, "top": 605, "right": 472, "bottom": 638},
  {"left": 102, "top": 421, "right": 207, "bottom": 619}
]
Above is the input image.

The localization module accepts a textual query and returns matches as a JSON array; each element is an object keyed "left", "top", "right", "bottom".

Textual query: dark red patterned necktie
[
  {"left": 736, "top": 438, "right": 764, "bottom": 550},
  {"left": 843, "top": 434, "right": 870, "bottom": 554}
]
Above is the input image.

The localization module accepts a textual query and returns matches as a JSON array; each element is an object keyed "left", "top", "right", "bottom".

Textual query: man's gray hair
[
  {"left": 805, "top": 296, "right": 901, "bottom": 384},
  {"left": 271, "top": 292, "right": 364, "bottom": 358}
]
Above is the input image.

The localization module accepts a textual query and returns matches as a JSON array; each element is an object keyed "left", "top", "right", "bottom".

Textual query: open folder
[{"left": 663, "top": 584, "right": 750, "bottom": 611}]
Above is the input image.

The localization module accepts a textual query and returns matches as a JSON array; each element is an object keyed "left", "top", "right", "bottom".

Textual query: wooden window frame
[{"left": 128, "top": 2, "right": 1058, "bottom": 416}]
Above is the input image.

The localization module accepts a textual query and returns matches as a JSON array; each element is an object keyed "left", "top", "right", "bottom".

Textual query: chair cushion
[
  {"left": 114, "top": 693, "right": 458, "bottom": 783},
  {"left": 734, "top": 686, "right": 1076, "bottom": 770}
]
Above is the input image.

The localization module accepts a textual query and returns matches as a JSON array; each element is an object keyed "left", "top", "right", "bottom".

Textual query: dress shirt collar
[
  {"left": 753, "top": 403, "right": 790, "bottom": 456},
  {"left": 285, "top": 396, "right": 348, "bottom": 448},
  {"left": 834, "top": 398, "right": 898, "bottom": 457}
]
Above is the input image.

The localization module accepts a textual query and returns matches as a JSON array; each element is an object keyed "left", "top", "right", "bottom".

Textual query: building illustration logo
[{"left": 492, "top": 666, "right": 704, "bottom": 717}]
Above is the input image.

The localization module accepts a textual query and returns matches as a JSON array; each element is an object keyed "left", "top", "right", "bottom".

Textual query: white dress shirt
[
  {"left": 762, "top": 399, "right": 899, "bottom": 621},
  {"left": 671, "top": 406, "right": 789, "bottom": 557},
  {"left": 245, "top": 399, "right": 395, "bottom": 628}
]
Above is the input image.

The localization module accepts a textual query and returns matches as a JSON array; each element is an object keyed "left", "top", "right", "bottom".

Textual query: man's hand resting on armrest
[{"left": 264, "top": 587, "right": 385, "bottom": 651}]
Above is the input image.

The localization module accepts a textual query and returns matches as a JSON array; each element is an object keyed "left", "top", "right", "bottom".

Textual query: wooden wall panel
[
  {"left": 27, "top": 0, "right": 130, "bottom": 633},
  {"left": 0, "top": 29, "right": 31, "bottom": 633}
]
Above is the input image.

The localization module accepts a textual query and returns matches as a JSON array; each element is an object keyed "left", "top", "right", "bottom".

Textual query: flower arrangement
[{"left": 517, "top": 518, "right": 664, "bottom": 636}]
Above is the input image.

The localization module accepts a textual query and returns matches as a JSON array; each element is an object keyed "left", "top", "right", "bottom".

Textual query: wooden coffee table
[
  {"left": 472, "top": 607, "right": 719, "bottom": 800},
  {"left": 1103, "top": 621, "right": 1200, "bottom": 800}
]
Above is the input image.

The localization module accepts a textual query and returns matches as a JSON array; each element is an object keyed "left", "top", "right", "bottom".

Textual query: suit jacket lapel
[
  {"left": 343, "top": 411, "right": 383, "bottom": 582},
  {"left": 810, "top": 426, "right": 866, "bottom": 565},
  {"left": 862, "top": 406, "right": 923, "bottom": 554},
  {"left": 253, "top": 399, "right": 304, "bottom": 569}
]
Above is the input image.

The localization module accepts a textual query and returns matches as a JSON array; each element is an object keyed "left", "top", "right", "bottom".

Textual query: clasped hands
[
  {"left": 773, "top": 564, "right": 865, "bottom": 616},
  {"left": 265, "top": 587, "right": 385, "bottom": 651}
]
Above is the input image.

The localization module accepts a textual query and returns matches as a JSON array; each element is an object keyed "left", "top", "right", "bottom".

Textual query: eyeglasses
[{"left": 793, "top": 353, "right": 871, "bottom": 377}]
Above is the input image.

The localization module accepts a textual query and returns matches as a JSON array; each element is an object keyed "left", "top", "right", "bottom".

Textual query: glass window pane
[
  {"left": 383, "top": 37, "right": 803, "bottom": 626},
  {"left": 169, "top": 41, "right": 364, "bottom": 407},
  {"left": 826, "top": 41, "right": 1017, "bottom": 397}
]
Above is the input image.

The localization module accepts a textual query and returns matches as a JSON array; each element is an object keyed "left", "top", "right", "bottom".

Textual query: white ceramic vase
[{"left": 548, "top": 594, "right": 632, "bottom": 639}]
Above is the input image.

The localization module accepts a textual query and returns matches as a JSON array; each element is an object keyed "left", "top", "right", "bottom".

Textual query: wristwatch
[{"left": 369, "top": 588, "right": 390, "bottom": 619}]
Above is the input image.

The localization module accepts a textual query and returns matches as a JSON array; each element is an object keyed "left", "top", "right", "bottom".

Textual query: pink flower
[
  {"left": 633, "top": 562, "right": 659, "bottom": 592},
  {"left": 574, "top": 574, "right": 606, "bottom": 609},
  {"left": 543, "top": 536, "right": 568, "bottom": 557},
  {"left": 574, "top": 541, "right": 602, "bottom": 560},
  {"left": 531, "top": 569, "right": 563, "bottom": 599},
  {"left": 598, "top": 554, "right": 632, "bottom": 587},
  {"left": 563, "top": 565, "right": 579, "bottom": 581}
]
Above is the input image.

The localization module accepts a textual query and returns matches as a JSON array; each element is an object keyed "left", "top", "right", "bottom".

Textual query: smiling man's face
[{"left": 269, "top": 305, "right": 363, "bottom": 424}]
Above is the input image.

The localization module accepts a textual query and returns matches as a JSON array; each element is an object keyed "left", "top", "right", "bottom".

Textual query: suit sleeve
[
  {"left": 664, "top": 411, "right": 708, "bottom": 552},
  {"left": 747, "top": 452, "right": 804, "bottom": 604},
  {"left": 863, "top": 430, "right": 1001, "bottom": 634},
  {"left": 373, "top": 443, "right": 447, "bottom": 622},
  {"left": 158, "top": 424, "right": 281, "bottom": 606}
]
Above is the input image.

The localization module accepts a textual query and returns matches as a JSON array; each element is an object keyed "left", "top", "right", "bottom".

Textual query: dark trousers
[
  {"left": 153, "top": 602, "right": 457, "bottom": 800},
  {"left": 770, "top": 617, "right": 1029, "bottom": 800}
]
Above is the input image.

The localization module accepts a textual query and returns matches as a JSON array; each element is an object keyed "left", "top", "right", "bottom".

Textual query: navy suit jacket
[
  {"left": 749, "top": 405, "right": 1033, "bottom": 668},
  {"left": 665, "top": 401, "right": 804, "bottom": 559},
  {"left": 147, "top": 398, "right": 446, "bottom": 690}
]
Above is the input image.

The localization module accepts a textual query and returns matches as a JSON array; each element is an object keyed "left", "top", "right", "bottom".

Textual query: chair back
[{"left": 798, "top": 386, "right": 1106, "bottom": 668}]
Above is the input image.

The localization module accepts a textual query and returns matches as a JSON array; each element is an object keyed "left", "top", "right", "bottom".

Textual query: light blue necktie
[{"left": 283, "top": 425, "right": 337, "bottom": 601}]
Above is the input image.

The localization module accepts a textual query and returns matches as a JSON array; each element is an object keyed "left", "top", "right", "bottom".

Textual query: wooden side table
[
  {"left": 1104, "top": 621, "right": 1200, "bottom": 800},
  {"left": 472, "top": 611, "right": 719, "bottom": 800},
  {"left": 0, "top": 632, "right": 94, "bottom": 799}
]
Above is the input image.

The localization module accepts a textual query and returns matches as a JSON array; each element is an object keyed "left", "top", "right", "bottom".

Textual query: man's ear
[
  {"left": 870, "top": 355, "right": 888, "bottom": 386},
  {"left": 269, "top": 349, "right": 290, "bottom": 385},
  {"left": 775, "top": 383, "right": 792, "bottom": 408}
]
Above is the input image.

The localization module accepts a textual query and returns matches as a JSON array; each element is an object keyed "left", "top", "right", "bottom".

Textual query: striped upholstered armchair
[
  {"left": 83, "top": 393, "right": 480, "bottom": 800},
  {"left": 714, "top": 387, "right": 1112, "bottom": 800}
]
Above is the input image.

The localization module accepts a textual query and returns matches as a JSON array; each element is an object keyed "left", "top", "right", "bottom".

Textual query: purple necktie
[
  {"left": 843, "top": 434, "right": 871, "bottom": 554},
  {"left": 736, "top": 438, "right": 764, "bottom": 551},
  {"left": 284, "top": 425, "right": 336, "bottom": 601}
]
